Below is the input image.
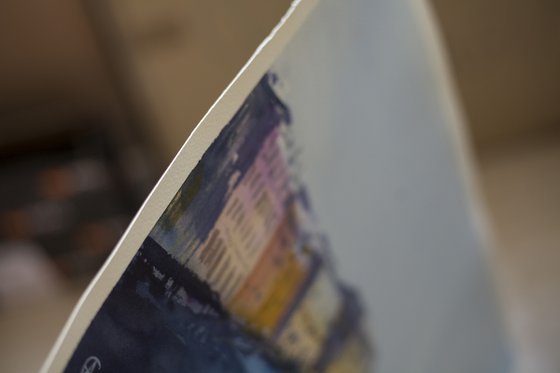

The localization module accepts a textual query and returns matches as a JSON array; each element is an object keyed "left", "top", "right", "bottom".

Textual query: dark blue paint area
[{"left": 65, "top": 238, "right": 295, "bottom": 373}]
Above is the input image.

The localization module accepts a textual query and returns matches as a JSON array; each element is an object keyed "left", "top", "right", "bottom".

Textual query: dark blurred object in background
[
  {"left": 0, "top": 0, "right": 160, "bottom": 307},
  {"left": 0, "top": 126, "right": 151, "bottom": 305}
]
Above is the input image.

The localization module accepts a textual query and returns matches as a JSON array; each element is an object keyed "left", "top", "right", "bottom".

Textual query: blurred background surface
[
  {"left": 431, "top": 1, "right": 560, "bottom": 371},
  {"left": 0, "top": 0, "right": 558, "bottom": 372}
]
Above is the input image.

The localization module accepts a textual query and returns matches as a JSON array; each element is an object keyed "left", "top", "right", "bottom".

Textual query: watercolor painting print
[
  {"left": 63, "top": 74, "right": 371, "bottom": 373},
  {"left": 40, "top": 0, "right": 508, "bottom": 371}
]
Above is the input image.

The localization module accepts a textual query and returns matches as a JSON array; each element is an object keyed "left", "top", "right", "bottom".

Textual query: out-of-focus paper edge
[
  {"left": 414, "top": 0, "right": 510, "bottom": 346},
  {"left": 40, "top": 1, "right": 317, "bottom": 371},
  {"left": 411, "top": 1, "right": 502, "bottom": 277}
]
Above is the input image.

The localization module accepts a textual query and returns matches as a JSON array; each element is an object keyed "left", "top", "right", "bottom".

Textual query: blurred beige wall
[
  {"left": 431, "top": 0, "right": 560, "bottom": 146},
  {"left": 0, "top": 0, "right": 291, "bottom": 165},
  {"left": 101, "top": 0, "right": 292, "bottom": 163},
  {"left": 0, "top": 0, "right": 118, "bottom": 145}
]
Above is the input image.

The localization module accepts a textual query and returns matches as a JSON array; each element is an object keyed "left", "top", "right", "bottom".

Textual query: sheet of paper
[{"left": 43, "top": 0, "right": 508, "bottom": 372}]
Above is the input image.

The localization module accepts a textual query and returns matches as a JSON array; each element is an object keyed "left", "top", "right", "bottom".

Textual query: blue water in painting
[{"left": 66, "top": 238, "right": 296, "bottom": 372}]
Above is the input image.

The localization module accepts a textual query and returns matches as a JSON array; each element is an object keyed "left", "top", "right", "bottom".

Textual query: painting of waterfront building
[{"left": 65, "top": 74, "right": 370, "bottom": 372}]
